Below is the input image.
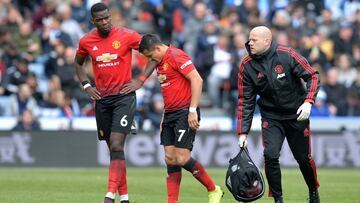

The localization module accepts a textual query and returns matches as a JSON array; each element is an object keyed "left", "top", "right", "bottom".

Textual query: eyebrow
[{"left": 94, "top": 15, "right": 110, "bottom": 21}]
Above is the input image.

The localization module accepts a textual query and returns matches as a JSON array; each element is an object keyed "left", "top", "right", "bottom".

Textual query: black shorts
[
  {"left": 160, "top": 108, "right": 200, "bottom": 150},
  {"left": 95, "top": 92, "right": 136, "bottom": 140}
]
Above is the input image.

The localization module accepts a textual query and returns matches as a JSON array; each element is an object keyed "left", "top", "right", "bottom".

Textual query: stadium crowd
[{"left": 0, "top": 0, "right": 359, "bottom": 131}]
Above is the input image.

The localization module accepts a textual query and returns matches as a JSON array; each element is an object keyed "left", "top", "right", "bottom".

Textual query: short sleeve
[
  {"left": 127, "top": 30, "right": 142, "bottom": 50},
  {"left": 173, "top": 51, "right": 195, "bottom": 76},
  {"left": 76, "top": 38, "right": 88, "bottom": 57}
]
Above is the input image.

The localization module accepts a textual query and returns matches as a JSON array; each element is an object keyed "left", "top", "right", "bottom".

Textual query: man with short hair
[
  {"left": 74, "top": 3, "right": 155, "bottom": 203},
  {"left": 237, "top": 26, "right": 320, "bottom": 203},
  {"left": 123, "top": 34, "right": 224, "bottom": 203}
]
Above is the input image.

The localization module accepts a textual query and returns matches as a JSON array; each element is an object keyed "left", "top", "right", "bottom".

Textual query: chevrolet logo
[
  {"left": 158, "top": 74, "right": 166, "bottom": 83},
  {"left": 96, "top": 53, "right": 118, "bottom": 62}
]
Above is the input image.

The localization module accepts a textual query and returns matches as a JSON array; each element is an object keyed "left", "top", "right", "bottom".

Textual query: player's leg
[
  {"left": 107, "top": 132, "right": 128, "bottom": 203},
  {"left": 111, "top": 93, "right": 136, "bottom": 203},
  {"left": 175, "top": 148, "right": 216, "bottom": 191},
  {"left": 164, "top": 145, "right": 182, "bottom": 203},
  {"left": 175, "top": 145, "right": 223, "bottom": 203},
  {"left": 95, "top": 100, "right": 119, "bottom": 203},
  {"left": 284, "top": 120, "right": 320, "bottom": 203},
  {"left": 173, "top": 109, "right": 223, "bottom": 203},
  {"left": 261, "top": 119, "right": 286, "bottom": 203},
  {"left": 161, "top": 117, "right": 182, "bottom": 203}
]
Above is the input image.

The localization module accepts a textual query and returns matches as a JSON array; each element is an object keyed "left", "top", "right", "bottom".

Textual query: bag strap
[{"left": 240, "top": 147, "right": 255, "bottom": 163}]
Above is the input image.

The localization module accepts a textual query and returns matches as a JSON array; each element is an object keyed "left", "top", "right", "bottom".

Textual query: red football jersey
[
  {"left": 157, "top": 45, "right": 195, "bottom": 111},
  {"left": 76, "top": 26, "right": 141, "bottom": 97}
]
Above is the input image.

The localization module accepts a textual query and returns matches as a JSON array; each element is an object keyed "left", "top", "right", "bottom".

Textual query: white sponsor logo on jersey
[{"left": 180, "top": 60, "right": 192, "bottom": 69}]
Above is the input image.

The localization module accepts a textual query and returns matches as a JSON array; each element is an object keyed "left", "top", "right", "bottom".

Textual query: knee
[
  {"left": 264, "top": 153, "right": 279, "bottom": 165},
  {"left": 165, "top": 154, "right": 177, "bottom": 166},
  {"left": 176, "top": 154, "right": 190, "bottom": 166},
  {"left": 109, "top": 141, "right": 124, "bottom": 151},
  {"left": 109, "top": 135, "right": 125, "bottom": 151}
]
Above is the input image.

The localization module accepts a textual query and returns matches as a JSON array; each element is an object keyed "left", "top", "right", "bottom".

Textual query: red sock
[
  {"left": 117, "top": 160, "right": 128, "bottom": 195},
  {"left": 167, "top": 166, "right": 182, "bottom": 203},
  {"left": 108, "top": 160, "right": 121, "bottom": 193},
  {"left": 167, "top": 172, "right": 181, "bottom": 203},
  {"left": 184, "top": 158, "right": 215, "bottom": 192}
]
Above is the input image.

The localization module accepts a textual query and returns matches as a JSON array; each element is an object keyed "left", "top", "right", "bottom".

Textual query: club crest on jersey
[
  {"left": 112, "top": 40, "right": 121, "bottom": 49},
  {"left": 275, "top": 65, "right": 285, "bottom": 79},
  {"left": 162, "top": 63, "right": 168, "bottom": 71},
  {"left": 274, "top": 65, "right": 284, "bottom": 74},
  {"left": 96, "top": 53, "right": 118, "bottom": 62}
]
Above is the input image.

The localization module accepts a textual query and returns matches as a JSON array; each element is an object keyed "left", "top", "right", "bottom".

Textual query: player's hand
[
  {"left": 238, "top": 134, "right": 247, "bottom": 148},
  {"left": 85, "top": 86, "right": 101, "bottom": 100},
  {"left": 296, "top": 102, "right": 312, "bottom": 121},
  {"left": 188, "top": 112, "right": 199, "bottom": 130},
  {"left": 120, "top": 79, "right": 144, "bottom": 94}
]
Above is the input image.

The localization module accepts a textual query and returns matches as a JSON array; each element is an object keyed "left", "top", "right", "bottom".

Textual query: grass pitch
[{"left": 0, "top": 168, "right": 359, "bottom": 203}]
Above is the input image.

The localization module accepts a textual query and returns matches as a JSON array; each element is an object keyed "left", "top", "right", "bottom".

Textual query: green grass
[{"left": 0, "top": 168, "right": 359, "bottom": 203}]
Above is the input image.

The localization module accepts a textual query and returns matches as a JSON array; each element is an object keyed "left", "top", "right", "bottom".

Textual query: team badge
[
  {"left": 274, "top": 65, "right": 283, "bottom": 74},
  {"left": 158, "top": 74, "right": 166, "bottom": 83},
  {"left": 275, "top": 65, "right": 285, "bottom": 79},
  {"left": 162, "top": 63, "right": 168, "bottom": 71},
  {"left": 112, "top": 40, "right": 121, "bottom": 49}
]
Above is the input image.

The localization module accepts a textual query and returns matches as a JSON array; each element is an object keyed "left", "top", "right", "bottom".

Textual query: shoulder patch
[{"left": 180, "top": 60, "right": 192, "bottom": 69}]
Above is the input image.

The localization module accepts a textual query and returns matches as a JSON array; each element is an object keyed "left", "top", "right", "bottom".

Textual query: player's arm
[
  {"left": 120, "top": 60, "right": 157, "bottom": 94},
  {"left": 74, "top": 55, "right": 101, "bottom": 100},
  {"left": 185, "top": 69, "right": 203, "bottom": 130}
]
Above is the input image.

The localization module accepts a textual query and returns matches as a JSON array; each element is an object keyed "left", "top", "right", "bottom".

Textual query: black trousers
[{"left": 261, "top": 118, "right": 319, "bottom": 198}]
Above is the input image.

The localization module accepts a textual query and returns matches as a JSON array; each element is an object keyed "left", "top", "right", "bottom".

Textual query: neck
[
  {"left": 98, "top": 27, "right": 111, "bottom": 38},
  {"left": 159, "top": 44, "right": 169, "bottom": 61}
]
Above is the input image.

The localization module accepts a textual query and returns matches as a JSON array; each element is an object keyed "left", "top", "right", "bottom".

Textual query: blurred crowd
[{"left": 0, "top": 0, "right": 360, "bottom": 131}]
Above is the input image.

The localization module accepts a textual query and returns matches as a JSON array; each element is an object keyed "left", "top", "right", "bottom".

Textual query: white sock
[
  {"left": 105, "top": 192, "right": 115, "bottom": 199},
  {"left": 120, "top": 194, "right": 129, "bottom": 201}
]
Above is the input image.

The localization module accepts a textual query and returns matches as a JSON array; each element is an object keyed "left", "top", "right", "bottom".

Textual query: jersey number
[
  {"left": 120, "top": 115, "right": 128, "bottom": 127},
  {"left": 178, "top": 129, "right": 186, "bottom": 142}
]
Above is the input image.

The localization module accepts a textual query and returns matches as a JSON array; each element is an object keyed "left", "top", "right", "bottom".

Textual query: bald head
[
  {"left": 248, "top": 26, "right": 273, "bottom": 55},
  {"left": 251, "top": 26, "right": 272, "bottom": 40}
]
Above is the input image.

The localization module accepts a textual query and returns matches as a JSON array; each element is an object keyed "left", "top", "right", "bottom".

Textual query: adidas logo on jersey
[{"left": 93, "top": 46, "right": 98, "bottom": 51}]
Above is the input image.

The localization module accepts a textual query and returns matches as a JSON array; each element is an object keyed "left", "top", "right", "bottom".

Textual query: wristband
[
  {"left": 83, "top": 83, "right": 91, "bottom": 90},
  {"left": 81, "top": 80, "right": 90, "bottom": 86},
  {"left": 138, "top": 74, "right": 147, "bottom": 82},
  {"left": 189, "top": 107, "right": 197, "bottom": 113}
]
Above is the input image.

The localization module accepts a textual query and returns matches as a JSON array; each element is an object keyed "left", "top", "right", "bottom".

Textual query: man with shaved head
[{"left": 237, "top": 26, "right": 321, "bottom": 203}]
